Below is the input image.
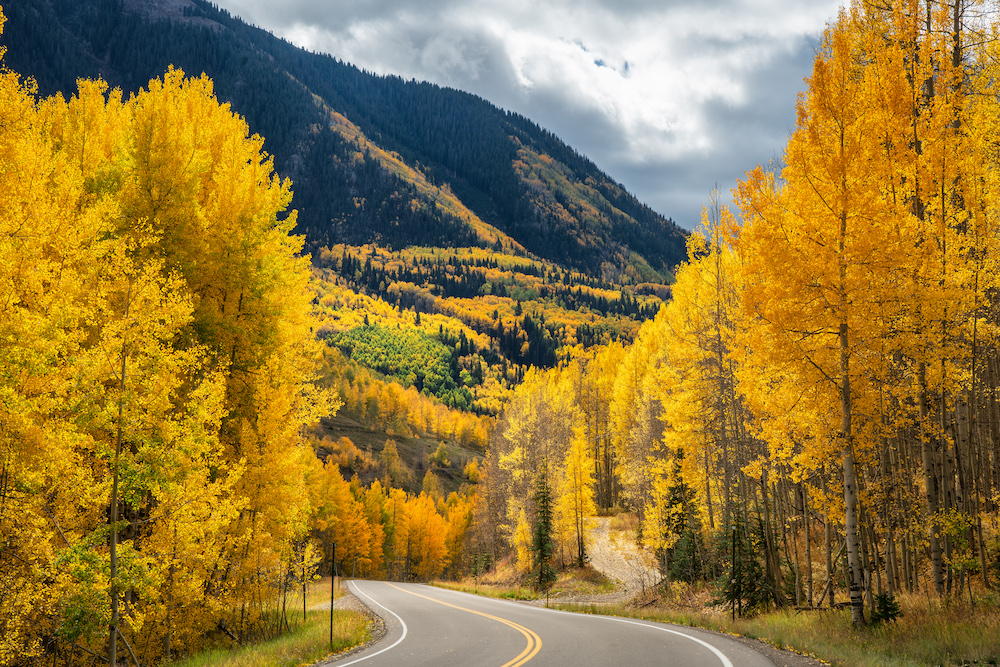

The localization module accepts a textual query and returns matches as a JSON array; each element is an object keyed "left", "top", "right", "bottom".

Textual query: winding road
[{"left": 324, "top": 580, "right": 778, "bottom": 667}]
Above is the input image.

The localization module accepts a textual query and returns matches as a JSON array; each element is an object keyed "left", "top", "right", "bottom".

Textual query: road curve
[{"left": 322, "top": 580, "right": 776, "bottom": 667}]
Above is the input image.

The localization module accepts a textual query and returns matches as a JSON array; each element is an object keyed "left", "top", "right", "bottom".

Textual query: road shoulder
[
  {"left": 721, "top": 633, "right": 828, "bottom": 667},
  {"left": 313, "top": 584, "right": 387, "bottom": 665}
]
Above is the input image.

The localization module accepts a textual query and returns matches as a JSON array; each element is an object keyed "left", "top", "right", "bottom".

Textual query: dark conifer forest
[{"left": 1, "top": 0, "right": 687, "bottom": 278}]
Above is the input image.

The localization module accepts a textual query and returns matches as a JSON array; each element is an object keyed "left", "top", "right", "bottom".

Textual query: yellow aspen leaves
[
  {"left": 556, "top": 427, "right": 595, "bottom": 567},
  {"left": 0, "top": 26, "right": 343, "bottom": 660}
]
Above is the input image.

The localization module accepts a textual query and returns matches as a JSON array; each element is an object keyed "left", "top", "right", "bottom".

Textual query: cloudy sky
[{"left": 210, "top": 0, "right": 843, "bottom": 230}]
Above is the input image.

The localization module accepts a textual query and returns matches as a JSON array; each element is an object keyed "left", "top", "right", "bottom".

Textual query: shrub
[{"left": 869, "top": 592, "right": 903, "bottom": 625}]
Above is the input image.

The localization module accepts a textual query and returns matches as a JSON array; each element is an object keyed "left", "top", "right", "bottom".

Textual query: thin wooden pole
[
  {"left": 329, "top": 541, "right": 336, "bottom": 649},
  {"left": 302, "top": 543, "right": 307, "bottom": 624}
]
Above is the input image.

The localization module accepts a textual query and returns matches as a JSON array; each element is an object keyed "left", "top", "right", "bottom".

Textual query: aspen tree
[
  {"left": 0, "top": 21, "right": 118, "bottom": 656},
  {"left": 557, "top": 428, "right": 596, "bottom": 567},
  {"left": 442, "top": 492, "right": 475, "bottom": 578},
  {"left": 962, "top": 19, "right": 1000, "bottom": 589},
  {"left": 732, "top": 6, "right": 913, "bottom": 624},
  {"left": 360, "top": 481, "right": 388, "bottom": 578},
  {"left": 653, "top": 210, "right": 746, "bottom": 538},
  {"left": 486, "top": 368, "right": 579, "bottom": 558},
  {"left": 406, "top": 493, "right": 449, "bottom": 580},
  {"left": 609, "top": 323, "right": 665, "bottom": 511}
]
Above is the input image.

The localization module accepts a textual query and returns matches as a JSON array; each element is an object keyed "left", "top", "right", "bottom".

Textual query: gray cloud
[{"left": 212, "top": 0, "right": 839, "bottom": 229}]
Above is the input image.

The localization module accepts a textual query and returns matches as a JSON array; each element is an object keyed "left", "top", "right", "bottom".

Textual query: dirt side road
[{"left": 584, "top": 516, "right": 662, "bottom": 598}]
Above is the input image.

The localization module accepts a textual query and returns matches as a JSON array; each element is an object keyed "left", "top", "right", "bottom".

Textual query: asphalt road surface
[{"left": 325, "top": 580, "right": 777, "bottom": 667}]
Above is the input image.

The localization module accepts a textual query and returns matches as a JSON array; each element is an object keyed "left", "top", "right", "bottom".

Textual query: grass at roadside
[
  {"left": 434, "top": 565, "right": 615, "bottom": 602},
  {"left": 549, "top": 567, "right": 617, "bottom": 597},
  {"left": 172, "top": 578, "right": 371, "bottom": 667},
  {"left": 729, "top": 601, "right": 1000, "bottom": 667},
  {"left": 432, "top": 581, "right": 541, "bottom": 600},
  {"left": 552, "top": 589, "right": 1000, "bottom": 667}
]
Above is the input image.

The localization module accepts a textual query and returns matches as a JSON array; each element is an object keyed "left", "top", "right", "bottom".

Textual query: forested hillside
[
  {"left": 310, "top": 245, "right": 665, "bottom": 415},
  {"left": 0, "top": 0, "right": 682, "bottom": 429},
  {"left": 0, "top": 0, "right": 687, "bottom": 281},
  {"left": 475, "top": 2, "right": 1000, "bottom": 636},
  {"left": 0, "top": 23, "right": 481, "bottom": 664}
]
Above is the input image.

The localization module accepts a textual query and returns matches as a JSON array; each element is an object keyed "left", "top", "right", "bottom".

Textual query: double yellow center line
[{"left": 386, "top": 583, "right": 541, "bottom": 666}]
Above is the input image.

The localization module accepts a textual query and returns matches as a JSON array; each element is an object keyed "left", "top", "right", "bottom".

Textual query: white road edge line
[
  {"left": 593, "top": 616, "right": 735, "bottom": 667},
  {"left": 472, "top": 592, "right": 734, "bottom": 667},
  {"left": 329, "top": 581, "right": 408, "bottom": 666}
]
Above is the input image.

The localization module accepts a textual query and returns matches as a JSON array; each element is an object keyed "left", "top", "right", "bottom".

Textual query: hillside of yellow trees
[
  {"left": 477, "top": 0, "right": 1000, "bottom": 629},
  {"left": 0, "top": 19, "right": 478, "bottom": 665},
  {"left": 309, "top": 243, "right": 665, "bottom": 416}
]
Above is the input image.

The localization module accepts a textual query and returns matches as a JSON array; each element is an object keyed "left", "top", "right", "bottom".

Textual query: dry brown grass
[
  {"left": 558, "top": 587, "right": 1000, "bottom": 666},
  {"left": 608, "top": 511, "right": 641, "bottom": 534},
  {"left": 437, "top": 560, "right": 617, "bottom": 600}
]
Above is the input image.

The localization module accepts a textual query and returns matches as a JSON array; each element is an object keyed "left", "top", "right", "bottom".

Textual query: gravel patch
[
  {"left": 526, "top": 516, "right": 661, "bottom": 606},
  {"left": 585, "top": 517, "right": 662, "bottom": 599}
]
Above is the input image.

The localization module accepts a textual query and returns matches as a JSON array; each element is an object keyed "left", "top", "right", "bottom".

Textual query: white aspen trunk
[
  {"left": 803, "top": 483, "right": 813, "bottom": 606},
  {"left": 920, "top": 362, "right": 945, "bottom": 595}
]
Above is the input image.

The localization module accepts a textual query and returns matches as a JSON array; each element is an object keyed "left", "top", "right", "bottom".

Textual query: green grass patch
[
  {"left": 172, "top": 579, "right": 371, "bottom": 667},
  {"left": 432, "top": 581, "right": 541, "bottom": 600},
  {"left": 327, "top": 324, "right": 473, "bottom": 409},
  {"left": 549, "top": 566, "right": 617, "bottom": 597},
  {"left": 172, "top": 610, "right": 368, "bottom": 667}
]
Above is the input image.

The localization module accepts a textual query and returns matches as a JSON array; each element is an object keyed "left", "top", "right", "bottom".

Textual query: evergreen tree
[
  {"left": 713, "top": 513, "right": 778, "bottom": 618},
  {"left": 532, "top": 471, "right": 557, "bottom": 593},
  {"left": 661, "top": 451, "right": 703, "bottom": 583}
]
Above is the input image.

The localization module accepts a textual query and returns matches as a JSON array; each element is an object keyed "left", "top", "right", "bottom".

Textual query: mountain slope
[{"left": 1, "top": 0, "right": 687, "bottom": 281}]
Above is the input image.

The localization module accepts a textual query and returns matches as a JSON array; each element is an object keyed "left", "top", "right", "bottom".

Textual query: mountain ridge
[{"left": 1, "top": 0, "right": 687, "bottom": 282}]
